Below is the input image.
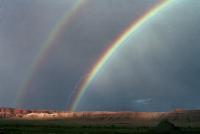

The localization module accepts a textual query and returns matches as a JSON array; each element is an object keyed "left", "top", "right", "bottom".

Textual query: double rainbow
[{"left": 17, "top": 0, "right": 174, "bottom": 111}]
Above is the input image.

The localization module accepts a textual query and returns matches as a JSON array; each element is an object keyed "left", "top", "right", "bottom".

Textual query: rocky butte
[{"left": 0, "top": 107, "right": 200, "bottom": 127}]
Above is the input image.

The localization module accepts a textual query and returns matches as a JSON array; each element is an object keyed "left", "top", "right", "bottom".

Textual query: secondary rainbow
[
  {"left": 68, "top": 0, "right": 173, "bottom": 111},
  {"left": 16, "top": 0, "right": 88, "bottom": 106}
]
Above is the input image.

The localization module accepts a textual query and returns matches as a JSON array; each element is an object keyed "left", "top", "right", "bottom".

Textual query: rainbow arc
[{"left": 68, "top": 0, "right": 173, "bottom": 111}]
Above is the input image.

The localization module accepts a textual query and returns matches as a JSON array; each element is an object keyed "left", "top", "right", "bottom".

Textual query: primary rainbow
[
  {"left": 16, "top": 0, "right": 87, "bottom": 106},
  {"left": 68, "top": 0, "right": 173, "bottom": 111}
]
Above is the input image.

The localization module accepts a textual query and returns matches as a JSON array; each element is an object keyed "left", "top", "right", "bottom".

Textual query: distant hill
[{"left": 0, "top": 108, "right": 200, "bottom": 127}]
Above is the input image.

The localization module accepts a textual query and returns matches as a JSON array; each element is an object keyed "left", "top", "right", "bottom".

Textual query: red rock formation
[{"left": 0, "top": 107, "right": 199, "bottom": 127}]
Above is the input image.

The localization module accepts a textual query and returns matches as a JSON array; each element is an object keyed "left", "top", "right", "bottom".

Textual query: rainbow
[
  {"left": 68, "top": 0, "right": 173, "bottom": 111},
  {"left": 16, "top": 0, "right": 88, "bottom": 106}
]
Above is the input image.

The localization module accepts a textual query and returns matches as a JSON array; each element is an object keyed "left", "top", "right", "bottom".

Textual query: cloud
[
  {"left": 133, "top": 98, "right": 152, "bottom": 105},
  {"left": 1, "top": 0, "right": 200, "bottom": 112}
]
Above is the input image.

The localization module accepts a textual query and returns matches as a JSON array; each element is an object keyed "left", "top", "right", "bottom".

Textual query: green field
[{"left": 0, "top": 120, "right": 199, "bottom": 134}]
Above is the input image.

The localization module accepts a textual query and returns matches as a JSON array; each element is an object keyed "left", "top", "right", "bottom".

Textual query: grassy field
[{"left": 0, "top": 120, "right": 199, "bottom": 134}]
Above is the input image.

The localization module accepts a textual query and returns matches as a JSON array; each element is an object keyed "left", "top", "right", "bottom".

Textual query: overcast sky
[{"left": 1, "top": 0, "right": 200, "bottom": 112}]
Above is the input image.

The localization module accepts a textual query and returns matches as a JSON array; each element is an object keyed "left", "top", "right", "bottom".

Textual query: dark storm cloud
[{"left": 3, "top": 0, "right": 200, "bottom": 112}]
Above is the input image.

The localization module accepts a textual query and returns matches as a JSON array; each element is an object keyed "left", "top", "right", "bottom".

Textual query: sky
[{"left": 0, "top": 0, "right": 200, "bottom": 112}]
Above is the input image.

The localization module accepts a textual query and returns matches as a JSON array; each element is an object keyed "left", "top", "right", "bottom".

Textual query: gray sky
[{"left": 1, "top": 0, "right": 200, "bottom": 112}]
